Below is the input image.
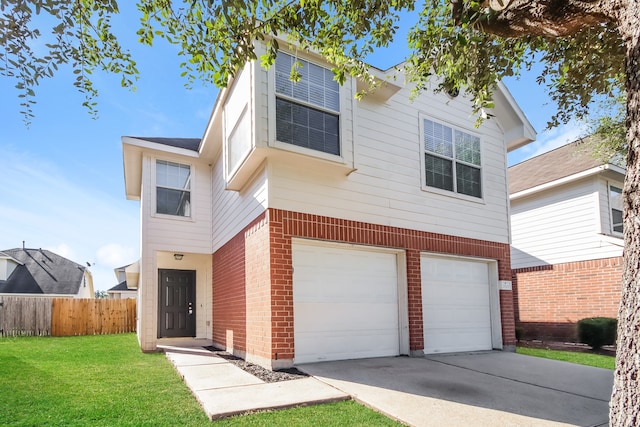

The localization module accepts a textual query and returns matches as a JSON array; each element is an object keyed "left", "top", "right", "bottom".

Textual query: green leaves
[
  {"left": 2, "top": 0, "right": 138, "bottom": 125},
  {"left": 1, "top": 0, "right": 627, "bottom": 129}
]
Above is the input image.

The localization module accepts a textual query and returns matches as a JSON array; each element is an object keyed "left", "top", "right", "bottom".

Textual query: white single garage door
[
  {"left": 422, "top": 255, "right": 493, "bottom": 354},
  {"left": 293, "top": 242, "right": 400, "bottom": 364}
]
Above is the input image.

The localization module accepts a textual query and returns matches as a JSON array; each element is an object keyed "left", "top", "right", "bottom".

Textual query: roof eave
[
  {"left": 492, "top": 82, "right": 537, "bottom": 152},
  {"left": 510, "top": 165, "right": 625, "bottom": 200},
  {"left": 122, "top": 137, "right": 202, "bottom": 200}
]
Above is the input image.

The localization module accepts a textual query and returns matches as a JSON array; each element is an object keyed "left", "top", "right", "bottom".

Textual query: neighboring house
[
  {"left": 107, "top": 262, "right": 139, "bottom": 299},
  {"left": 509, "top": 139, "right": 625, "bottom": 341},
  {"left": 0, "top": 247, "right": 94, "bottom": 298},
  {"left": 122, "top": 42, "right": 535, "bottom": 369}
]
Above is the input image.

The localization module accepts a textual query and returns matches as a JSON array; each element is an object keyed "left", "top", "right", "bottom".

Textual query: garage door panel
[
  {"left": 425, "top": 329, "right": 492, "bottom": 352},
  {"left": 425, "top": 306, "right": 491, "bottom": 325},
  {"left": 295, "top": 330, "right": 399, "bottom": 362},
  {"left": 422, "top": 255, "right": 493, "bottom": 354},
  {"left": 293, "top": 243, "right": 400, "bottom": 364},
  {"left": 423, "top": 282, "right": 489, "bottom": 303},
  {"left": 295, "top": 302, "right": 399, "bottom": 332}
]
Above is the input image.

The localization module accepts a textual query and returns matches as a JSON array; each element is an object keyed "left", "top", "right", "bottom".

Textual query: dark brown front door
[{"left": 158, "top": 269, "right": 196, "bottom": 338}]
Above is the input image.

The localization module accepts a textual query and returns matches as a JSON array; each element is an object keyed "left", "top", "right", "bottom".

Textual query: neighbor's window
[
  {"left": 423, "top": 118, "right": 482, "bottom": 198},
  {"left": 610, "top": 185, "right": 623, "bottom": 233},
  {"left": 156, "top": 160, "right": 191, "bottom": 217},
  {"left": 275, "top": 52, "right": 340, "bottom": 156}
]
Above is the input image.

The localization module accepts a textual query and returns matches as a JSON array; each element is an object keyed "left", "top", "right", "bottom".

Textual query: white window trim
[
  {"left": 225, "top": 104, "right": 252, "bottom": 179},
  {"left": 268, "top": 50, "right": 345, "bottom": 163},
  {"left": 418, "top": 113, "right": 485, "bottom": 204},
  {"left": 608, "top": 181, "right": 623, "bottom": 237},
  {"left": 152, "top": 157, "right": 195, "bottom": 222}
]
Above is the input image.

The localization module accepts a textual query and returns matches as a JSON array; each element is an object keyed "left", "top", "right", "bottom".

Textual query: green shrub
[
  {"left": 515, "top": 327, "right": 524, "bottom": 341},
  {"left": 577, "top": 317, "right": 617, "bottom": 349}
]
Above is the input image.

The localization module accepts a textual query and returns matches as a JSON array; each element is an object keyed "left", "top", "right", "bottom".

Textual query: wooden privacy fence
[
  {"left": 0, "top": 296, "right": 52, "bottom": 336},
  {"left": 0, "top": 296, "right": 136, "bottom": 337}
]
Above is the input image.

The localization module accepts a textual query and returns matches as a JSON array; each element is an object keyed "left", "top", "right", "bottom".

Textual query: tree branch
[{"left": 473, "top": 0, "right": 612, "bottom": 38}]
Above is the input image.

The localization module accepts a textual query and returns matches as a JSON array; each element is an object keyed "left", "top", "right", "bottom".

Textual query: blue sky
[{"left": 0, "top": 7, "right": 586, "bottom": 292}]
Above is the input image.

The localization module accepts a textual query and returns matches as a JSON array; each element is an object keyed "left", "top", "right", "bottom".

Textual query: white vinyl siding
[
  {"left": 211, "top": 155, "right": 268, "bottom": 253},
  {"left": 142, "top": 155, "right": 212, "bottom": 254},
  {"left": 511, "top": 177, "right": 623, "bottom": 268},
  {"left": 269, "top": 83, "right": 510, "bottom": 244}
]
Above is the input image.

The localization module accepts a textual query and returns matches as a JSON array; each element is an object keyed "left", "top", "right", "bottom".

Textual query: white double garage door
[{"left": 293, "top": 240, "right": 502, "bottom": 364}]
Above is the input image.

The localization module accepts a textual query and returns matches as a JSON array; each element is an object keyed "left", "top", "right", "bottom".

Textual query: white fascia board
[
  {"left": 604, "top": 163, "right": 627, "bottom": 178},
  {"left": 0, "top": 253, "right": 23, "bottom": 265},
  {"left": 199, "top": 84, "right": 228, "bottom": 159},
  {"left": 122, "top": 142, "right": 143, "bottom": 200},
  {"left": 510, "top": 166, "right": 607, "bottom": 200},
  {"left": 122, "top": 137, "right": 202, "bottom": 200},
  {"left": 494, "top": 81, "right": 537, "bottom": 152}
]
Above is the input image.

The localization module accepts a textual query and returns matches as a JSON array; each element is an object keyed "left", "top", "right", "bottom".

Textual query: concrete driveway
[{"left": 299, "top": 351, "right": 612, "bottom": 427}]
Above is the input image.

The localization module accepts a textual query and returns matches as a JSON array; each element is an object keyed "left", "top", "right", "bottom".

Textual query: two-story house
[
  {"left": 509, "top": 139, "right": 625, "bottom": 341},
  {"left": 122, "top": 42, "right": 535, "bottom": 369}
]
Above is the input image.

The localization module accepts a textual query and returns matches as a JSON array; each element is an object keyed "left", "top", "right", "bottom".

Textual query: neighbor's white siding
[
  {"left": 511, "top": 177, "right": 622, "bottom": 268},
  {"left": 268, "top": 83, "right": 511, "bottom": 244}
]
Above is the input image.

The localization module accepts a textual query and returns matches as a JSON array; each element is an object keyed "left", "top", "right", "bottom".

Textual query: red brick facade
[
  {"left": 512, "top": 257, "right": 622, "bottom": 341},
  {"left": 213, "top": 208, "right": 514, "bottom": 368}
]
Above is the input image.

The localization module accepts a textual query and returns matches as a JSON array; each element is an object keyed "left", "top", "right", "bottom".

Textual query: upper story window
[
  {"left": 156, "top": 160, "right": 191, "bottom": 217},
  {"left": 422, "top": 118, "right": 482, "bottom": 198},
  {"left": 275, "top": 52, "right": 340, "bottom": 156},
  {"left": 610, "top": 185, "right": 623, "bottom": 234}
]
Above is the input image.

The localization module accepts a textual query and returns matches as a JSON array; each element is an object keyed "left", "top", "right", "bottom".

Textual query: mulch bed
[
  {"left": 518, "top": 340, "right": 616, "bottom": 357},
  {"left": 203, "top": 346, "right": 309, "bottom": 382}
]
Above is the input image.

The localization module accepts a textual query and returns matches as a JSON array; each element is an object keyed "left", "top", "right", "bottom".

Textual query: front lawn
[
  {"left": 516, "top": 346, "right": 616, "bottom": 370},
  {"left": 0, "top": 334, "right": 399, "bottom": 426}
]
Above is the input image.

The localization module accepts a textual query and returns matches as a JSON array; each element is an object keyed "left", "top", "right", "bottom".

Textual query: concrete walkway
[
  {"left": 300, "top": 352, "right": 613, "bottom": 427},
  {"left": 162, "top": 346, "right": 349, "bottom": 420}
]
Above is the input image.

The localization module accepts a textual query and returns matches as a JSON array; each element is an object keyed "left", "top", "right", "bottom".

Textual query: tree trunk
[{"left": 610, "top": 3, "right": 640, "bottom": 424}]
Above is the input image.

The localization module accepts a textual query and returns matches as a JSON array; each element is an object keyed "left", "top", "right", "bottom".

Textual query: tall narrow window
[
  {"left": 610, "top": 185, "right": 623, "bottom": 233},
  {"left": 275, "top": 52, "right": 340, "bottom": 156},
  {"left": 423, "top": 118, "right": 482, "bottom": 198},
  {"left": 156, "top": 160, "right": 191, "bottom": 217}
]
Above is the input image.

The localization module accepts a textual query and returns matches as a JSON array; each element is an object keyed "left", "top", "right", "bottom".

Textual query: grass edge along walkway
[{"left": 0, "top": 333, "right": 400, "bottom": 426}]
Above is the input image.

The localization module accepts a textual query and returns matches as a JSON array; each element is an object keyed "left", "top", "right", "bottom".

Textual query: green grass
[
  {"left": 516, "top": 346, "right": 616, "bottom": 370},
  {"left": 0, "top": 334, "right": 400, "bottom": 426},
  {"left": 215, "top": 400, "right": 400, "bottom": 426}
]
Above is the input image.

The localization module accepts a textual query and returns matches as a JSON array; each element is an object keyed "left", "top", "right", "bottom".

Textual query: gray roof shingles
[
  {"left": 509, "top": 139, "right": 604, "bottom": 194},
  {"left": 108, "top": 280, "right": 132, "bottom": 292},
  {"left": 130, "top": 137, "right": 201, "bottom": 152},
  {"left": 0, "top": 248, "right": 86, "bottom": 295}
]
